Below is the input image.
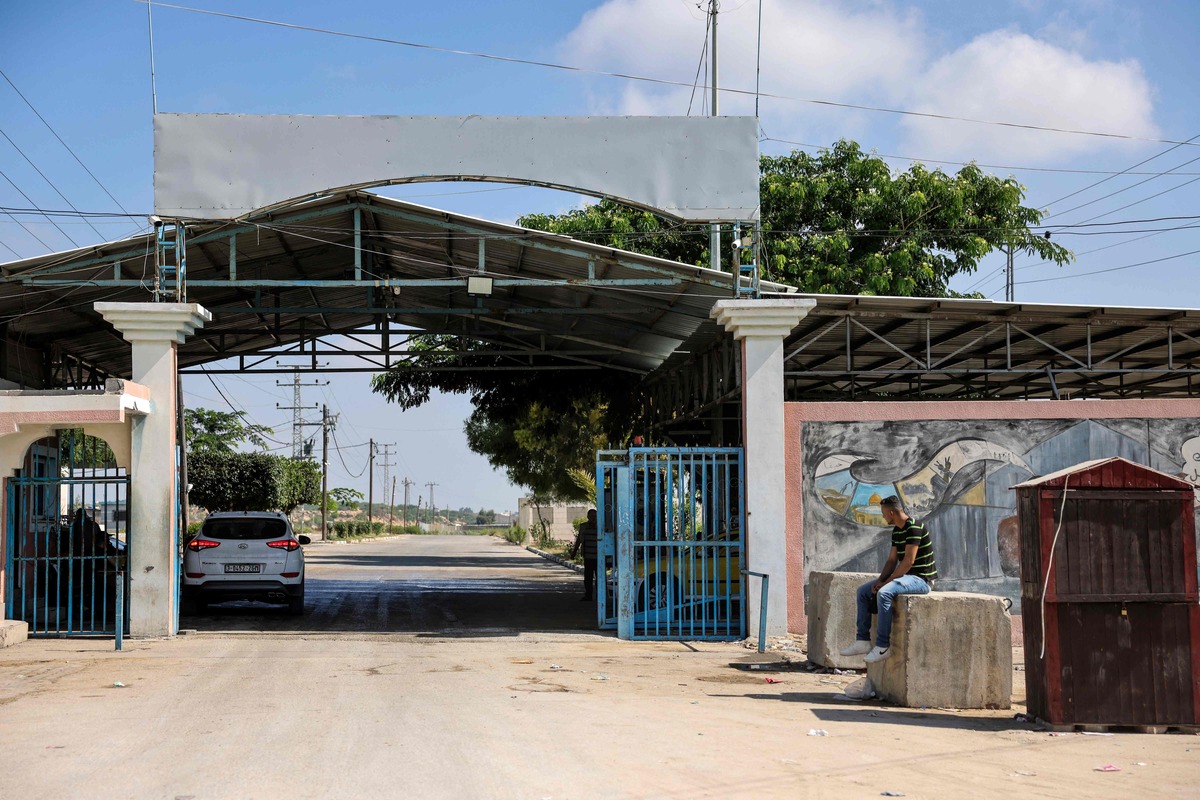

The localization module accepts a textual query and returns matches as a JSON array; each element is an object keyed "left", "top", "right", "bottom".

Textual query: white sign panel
[{"left": 154, "top": 114, "right": 760, "bottom": 222}]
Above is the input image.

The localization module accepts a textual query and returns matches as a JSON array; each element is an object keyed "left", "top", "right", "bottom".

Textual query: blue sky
[{"left": 3, "top": 0, "right": 1200, "bottom": 512}]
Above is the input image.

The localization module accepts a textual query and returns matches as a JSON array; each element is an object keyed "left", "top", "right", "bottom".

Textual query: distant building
[{"left": 517, "top": 497, "right": 590, "bottom": 543}]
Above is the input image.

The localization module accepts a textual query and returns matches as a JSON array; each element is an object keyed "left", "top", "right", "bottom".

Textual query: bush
[
  {"left": 329, "top": 520, "right": 386, "bottom": 539},
  {"left": 502, "top": 525, "right": 527, "bottom": 545},
  {"left": 385, "top": 524, "right": 424, "bottom": 535},
  {"left": 188, "top": 452, "right": 322, "bottom": 513},
  {"left": 531, "top": 520, "right": 555, "bottom": 549}
]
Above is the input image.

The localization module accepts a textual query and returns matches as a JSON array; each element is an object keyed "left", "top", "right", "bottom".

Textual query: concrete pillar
[
  {"left": 712, "top": 298, "right": 814, "bottom": 636},
  {"left": 94, "top": 303, "right": 210, "bottom": 637}
]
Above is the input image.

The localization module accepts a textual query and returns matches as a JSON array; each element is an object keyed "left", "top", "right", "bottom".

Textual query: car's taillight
[
  {"left": 187, "top": 539, "right": 220, "bottom": 551},
  {"left": 267, "top": 539, "right": 300, "bottom": 552},
  {"left": 281, "top": 571, "right": 300, "bottom": 578},
  {"left": 186, "top": 572, "right": 205, "bottom": 578}
]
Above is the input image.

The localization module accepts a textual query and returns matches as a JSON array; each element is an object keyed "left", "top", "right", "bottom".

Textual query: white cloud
[
  {"left": 900, "top": 30, "right": 1157, "bottom": 161},
  {"left": 558, "top": 2, "right": 1158, "bottom": 165},
  {"left": 560, "top": 0, "right": 925, "bottom": 138}
]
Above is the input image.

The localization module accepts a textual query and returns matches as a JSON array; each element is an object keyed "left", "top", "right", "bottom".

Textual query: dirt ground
[
  {"left": 4, "top": 633, "right": 1198, "bottom": 799},
  {"left": 1, "top": 536, "right": 1196, "bottom": 799}
]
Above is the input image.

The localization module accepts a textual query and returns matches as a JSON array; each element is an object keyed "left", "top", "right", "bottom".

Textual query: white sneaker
[
  {"left": 864, "top": 645, "right": 891, "bottom": 663},
  {"left": 839, "top": 640, "right": 872, "bottom": 657}
]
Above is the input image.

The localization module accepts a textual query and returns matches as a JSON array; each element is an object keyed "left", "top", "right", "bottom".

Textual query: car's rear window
[{"left": 202, "top": 518, "right": 288, "bottom": 540}]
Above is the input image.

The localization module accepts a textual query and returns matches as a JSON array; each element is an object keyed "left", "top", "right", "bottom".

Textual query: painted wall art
[{"left": 801, "top": 417, "right": 1200, "bottom": 602}]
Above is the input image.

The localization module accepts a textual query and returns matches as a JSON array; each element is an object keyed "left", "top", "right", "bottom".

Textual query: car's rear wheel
[
  {"left": 287, "top": 582, "right": 305, "bottom": 616},
  {"left": 638, "top": 573, "right": 676, "bottom": 613}
]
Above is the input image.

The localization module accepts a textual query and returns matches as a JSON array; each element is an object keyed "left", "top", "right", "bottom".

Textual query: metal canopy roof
[
  {"left": 0, "top": 191, "right": 775, "bottom": 388},
  {"left": 6, "top": 195, "right": 1200, "bottom": 408},
  {"left": 780, "top": 293, "right": 1200, "bottom": 400},
  {"left": 645, "top": 292, "right": 1200, "bottom": 435}
]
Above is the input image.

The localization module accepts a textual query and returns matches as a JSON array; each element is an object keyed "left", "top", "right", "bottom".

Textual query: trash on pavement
[
  {"left": 881, "top": 792, "right": 906, "bottom": 797},
  {"left": 111, "top": 681, "right": 126, "bottom": 688},
  {"left": 844, "top": 676, "right": 876, "bottom": 700},
  {"left": 764, "top": 677, "right": 782, "bottom": 684},
  {"left": 807, "top": 729, "right": 829, "bottom": 737},
  {"left": 1094, "top": 765, "right": 1121, "bottom": 772}
]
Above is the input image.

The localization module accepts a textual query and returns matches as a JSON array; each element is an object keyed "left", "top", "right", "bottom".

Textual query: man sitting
[{"left": 840, "top": 495, "right": 938, "bottom": 663}]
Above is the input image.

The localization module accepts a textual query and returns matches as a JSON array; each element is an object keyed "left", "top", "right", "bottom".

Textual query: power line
[
  {"left": 685, "top": 9, "right": 711, "bottom": 116},
  {"left": 1016, "top": 246, "right": 1200, "bottom": 287},
  {"left": 759, "top": 136, "right": 1200, "bottom": 177},
  {"left": 0, "top": 125, "right": 103, "bottom": 239},
  {"left": 0, "top": 167, "right": 79, "bottom": 247},
  {"left": 0, "top": 207, "right": 51, "bottom": 250},
  {"left": 1045, "top": 151, "right": 1200, "bottom": 221},
  {"left": 134, "top": 0, "right": 1200, "bottom": 150},
  {"left": 0, "top": 68, "right": 133, "bottom": 215},
  {"left": 1041, "top": 133, "right": 1200, "bottom": 211}
]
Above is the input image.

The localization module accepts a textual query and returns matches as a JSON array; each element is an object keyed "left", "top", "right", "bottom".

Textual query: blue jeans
[{"left": 856, "top": 575, "right": 931, "bottom": 648}]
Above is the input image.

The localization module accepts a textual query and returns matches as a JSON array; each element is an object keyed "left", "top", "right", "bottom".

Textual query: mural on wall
[{"left": 802, "top": 417, "right": 1200, "bottom": 601}]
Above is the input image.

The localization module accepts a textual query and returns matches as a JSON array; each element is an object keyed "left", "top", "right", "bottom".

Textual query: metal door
[
  {"left": 595, "top": 452, "right": 623, "bottom": 630},
  {"left": 5, "top": 438, "right": 130, "bottom": 637},
  {"left": 598, "top": 447, "right": 744, "bottom": 641}
]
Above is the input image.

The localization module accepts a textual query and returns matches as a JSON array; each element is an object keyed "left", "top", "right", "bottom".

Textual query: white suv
[{"left": 182, "top": 511, "right": 309, "bottom": 615}]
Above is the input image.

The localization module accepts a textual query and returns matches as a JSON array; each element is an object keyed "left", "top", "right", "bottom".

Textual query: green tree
[
  {"left": 373, "top": 141, "right": 1072, "bottom": 495},
  {"left": 518, "top": 140, "right": 1070, "bottom": 296},
  {"left": 184, "top": 408, "right": 274, "bottom": 455},
  {"left": 329, "top": 487, "right": 364, "bottom": 509}
]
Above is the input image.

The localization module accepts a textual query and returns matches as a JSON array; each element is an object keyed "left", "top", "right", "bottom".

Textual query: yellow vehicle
[{"left": 632, "top": 531, "right": 742, "bottom": 623}]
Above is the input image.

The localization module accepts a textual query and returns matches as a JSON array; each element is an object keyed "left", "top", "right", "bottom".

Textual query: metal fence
[
  {"left": 597, "top": 447, "right": 745, "bottom": 641},
  {"left": 5, "top": 438, "right": 130, "bottom": 636}
]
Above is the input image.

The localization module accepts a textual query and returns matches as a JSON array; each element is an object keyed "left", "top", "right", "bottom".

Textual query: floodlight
[{"left": 467, "top": 276, "right": 494, "bottom": 297}]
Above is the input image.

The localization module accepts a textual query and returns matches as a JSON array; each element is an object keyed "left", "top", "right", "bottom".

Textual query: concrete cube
[
  {"left": 867, "top": 592, "right": 1012, "bottom": 709},
  {"left": 0, "top": 619, "right": 28, "bottom": 649},
  {"left": 806, "top": 571, "right": 878, "bottom": 669}
]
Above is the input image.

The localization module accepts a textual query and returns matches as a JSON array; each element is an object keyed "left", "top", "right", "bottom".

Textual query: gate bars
[
  {"left": 597, "top": 447, "right": 745, "bottom": 641},
  {"left": 5, "top": 437, "right": 130, "bottom": 636}
]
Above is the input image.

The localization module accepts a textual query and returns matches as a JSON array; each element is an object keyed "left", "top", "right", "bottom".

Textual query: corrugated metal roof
[{"left": 0, "top": 191, "right": 787, "bottom": 387}]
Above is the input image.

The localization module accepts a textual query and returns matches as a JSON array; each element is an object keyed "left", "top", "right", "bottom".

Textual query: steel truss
[{"left": 783, "top": 307, "right": 1200, "bottom": 400}]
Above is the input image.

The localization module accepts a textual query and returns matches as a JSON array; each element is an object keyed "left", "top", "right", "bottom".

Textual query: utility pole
[
  {"left": 275, "top": 366, "right": 325, "bottom": 459},
  {"left": 402, "top": 477, "right": 414, "bottom": 526},
  {"left": 426, "top": 482, "right": 439, "bottom": 527},
  {"left": 388, "top": 477, "right": 397, "bottom": 531},
  {"left": 708, "top": 0, "right": 721, "bottom": 275},
  {"left": 319, "top": 404, "right": 333, "bottom": 540},
  {"left": 377, "top": 444, "right": 396, "bottom": 521},
  {"left": 367, "top": 439, "right": 375, "bottom": 523},
  {"left": 1005, "top": 245, "right": 1015, "bottom": 302}
]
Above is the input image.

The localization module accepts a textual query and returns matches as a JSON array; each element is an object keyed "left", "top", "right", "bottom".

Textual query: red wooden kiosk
[{"left": 1016, "top": 457, "right": 1200, "bottom": 728}]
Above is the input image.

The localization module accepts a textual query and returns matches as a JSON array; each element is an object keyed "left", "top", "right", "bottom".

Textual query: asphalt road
[{"left": 183, "top": 534, "right": 598, "bottom": 634}]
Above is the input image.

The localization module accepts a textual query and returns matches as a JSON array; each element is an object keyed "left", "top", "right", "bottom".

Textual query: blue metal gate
[
  {"left": 5, "top": 438, "right": 130, "bottom": 636},
  {"left": 596, "top": 447, "right": 745, "bottom": 641}
]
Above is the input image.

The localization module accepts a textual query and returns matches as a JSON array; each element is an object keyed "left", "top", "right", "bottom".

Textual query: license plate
[{"left": 224, "top": 564, "right": 261, "bottom": 574}]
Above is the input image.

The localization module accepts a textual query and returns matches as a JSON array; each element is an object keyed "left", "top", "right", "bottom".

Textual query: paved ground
[
  {"left": 182, "top": 534, "right": 596, "bottom": 634},
  {"left": 1, "top": 536, "right": 1197, "bottom": 799}
]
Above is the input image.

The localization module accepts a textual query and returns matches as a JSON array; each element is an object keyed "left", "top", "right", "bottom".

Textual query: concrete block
[
  {"left": 867, "top": 592, "right": 1012, "bottom": 709},
  {"left": 0, "top": 619, "right": 28, "bottom": 648},
  {"left": 806, "top": 571, "right": 877, "bottom": 669}
]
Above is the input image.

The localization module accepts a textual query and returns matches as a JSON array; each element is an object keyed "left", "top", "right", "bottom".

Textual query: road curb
[{"left": 526, "top": 545, "right": 584, "bottom": 573}]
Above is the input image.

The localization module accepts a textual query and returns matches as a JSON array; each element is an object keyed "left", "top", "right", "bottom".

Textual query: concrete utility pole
[
  {"left": 1004, "top": 245, "right": 1015, "bottom": 302},
  {"left": 426, "top": 482, "right": 438, "bottom": 527},
  {"left": 367, "top": 439, "right": 374, "bottom": 523},
  {"left": 388, "top": 477, "right": 397, "bottom": 531},
  {"left": 275, "top": 366, "right": 325, "bottom": 460},
  {"left": 402, "top": 477, "right": 414, "bottom": 526},
  {"left": 377, "top": 443, "right": 395, "bottom": 520},
  {"left": 320, "top": 404, "right": 332, "bottom": 541},
  {"left": 709, "top": 0, "right": 721, "bottom": 275}
]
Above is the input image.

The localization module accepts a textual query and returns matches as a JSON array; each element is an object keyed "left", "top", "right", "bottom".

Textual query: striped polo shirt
[{"left": 892, "top": 518, "right": 937, "bottom": 581}]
